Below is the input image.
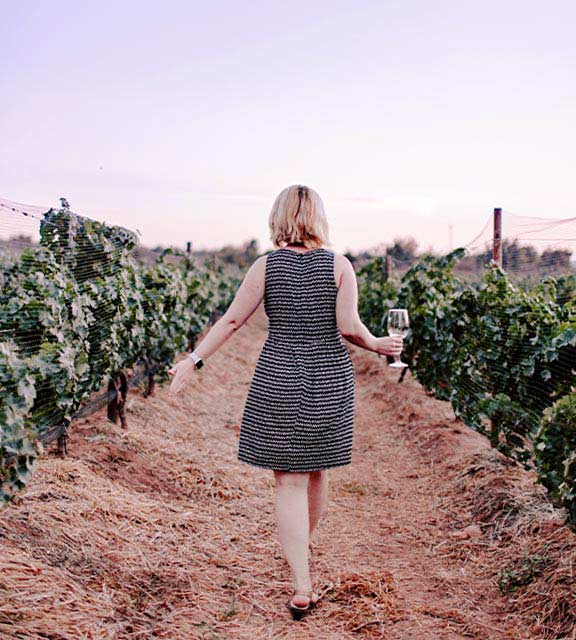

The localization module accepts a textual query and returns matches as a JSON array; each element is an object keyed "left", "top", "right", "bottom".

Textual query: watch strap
[{"left": 187, "top": 352, "right": 204, "bottom": 368}]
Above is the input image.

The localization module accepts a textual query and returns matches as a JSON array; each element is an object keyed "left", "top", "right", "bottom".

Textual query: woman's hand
[
  {"left": 375, "top": 335, "right": 404, "bottom": 357},
  {"left": 167, "top": 357, "right": 197, "bottom": 396}
]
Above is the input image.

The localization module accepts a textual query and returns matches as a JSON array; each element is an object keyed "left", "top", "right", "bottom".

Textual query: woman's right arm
[{"left": 335, "top": 255, "right": 403, "bottom": 357}]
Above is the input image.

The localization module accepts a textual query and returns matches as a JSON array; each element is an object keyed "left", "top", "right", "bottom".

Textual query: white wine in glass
[{"left": 387, "top": 308, "right": 409, "bottom": 368}]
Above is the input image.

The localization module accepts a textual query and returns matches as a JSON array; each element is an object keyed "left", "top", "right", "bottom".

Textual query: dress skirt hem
[{"left": 237, "top": 455, "right": 352, "bottom": 473}]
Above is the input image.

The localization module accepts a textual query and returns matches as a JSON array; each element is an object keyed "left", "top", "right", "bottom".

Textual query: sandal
[{"left": 286, "top": 589, "right": 319, "bottom": 621}]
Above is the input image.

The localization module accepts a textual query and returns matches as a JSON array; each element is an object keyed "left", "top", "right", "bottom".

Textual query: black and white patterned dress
[{"left": 238, "top": 247, "right": 356, "bottom": 472}]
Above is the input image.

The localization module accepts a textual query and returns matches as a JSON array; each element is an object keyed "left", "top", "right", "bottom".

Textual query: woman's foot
[
  {"left": 287, "top": 589, "right": 319, "bottom": 620},
  {"left": 290, "top": 542, "right": 318, "bottom": 608},
  {"left": 290, "top": 590, "right": 316, "bottom": 608}
]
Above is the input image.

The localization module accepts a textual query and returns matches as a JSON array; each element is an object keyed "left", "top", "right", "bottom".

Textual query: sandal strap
[{"left": 291, "top": 590, "right": 319, "bottom": 605}]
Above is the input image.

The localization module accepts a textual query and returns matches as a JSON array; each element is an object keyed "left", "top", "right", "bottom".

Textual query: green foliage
[
  {"left": 357, "top": 256, "right": 399, "bottom": 338},
  {"left": 554, "top": 274, "right": 576, "bottom": 305},
  {"left": 449, "top": 266, "right": 573, "bottom": 465},
  {"left": 139, "top": 250, "right": 194, "bottom": 383},
  {"left": 0, "top": 206, "right": 240, "bottom": 505},
  {"left": 498, "top": 548, "right": 549, "bottom": 593},
  {"left": 396, "top": 248, "right": 466, "bottom": 401},
  {"left": 1, "top": 246, "right": 90, "bottom": 436},
  {"left": 358, "top": 250, "right": 576, "bottom": 521},
  {"left": 534, "top": 393, "right": 576, "bottom": 524},
  {"left": 0, "top": 341, "right": 43, "bottom": 503}
]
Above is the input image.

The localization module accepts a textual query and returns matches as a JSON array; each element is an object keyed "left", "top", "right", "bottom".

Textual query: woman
[{"left": 167, "top": 185, "right": 403, "bottom": 619}]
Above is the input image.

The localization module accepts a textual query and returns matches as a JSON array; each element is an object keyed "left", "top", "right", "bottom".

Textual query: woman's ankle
[{"left": 292, "top": 577, "right": 312, "bottom": 593}]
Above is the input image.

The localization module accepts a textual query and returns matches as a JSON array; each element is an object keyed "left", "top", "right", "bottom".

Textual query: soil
[{"left": 1, "top": 304, "right": 574, "bottom": 640}]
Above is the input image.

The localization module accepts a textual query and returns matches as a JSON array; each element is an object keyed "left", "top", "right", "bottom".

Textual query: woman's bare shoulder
[
  {"left": 243, "top": 254, "right": 268, "bottom": 281},
  {"left": 332, "top": 252, "right": 355, "bottom": 272},
  {"left": 331, "top": 252, "right": 355, "bottom": 290}
]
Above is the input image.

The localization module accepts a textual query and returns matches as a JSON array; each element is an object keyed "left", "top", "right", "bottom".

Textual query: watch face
[{"left": 196, "top": 359, "right": 204, "bottom": 369}]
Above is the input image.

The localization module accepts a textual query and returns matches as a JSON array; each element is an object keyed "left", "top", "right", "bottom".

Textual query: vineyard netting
[
  {"left": 1, "top": 200, "right": 575, "bottom": 529},
  {"left": 356, "top": 210, "right": 575, "bottom": 525},
  {"left": 0, "top": 198, "right": 241, "bottom": 505}
]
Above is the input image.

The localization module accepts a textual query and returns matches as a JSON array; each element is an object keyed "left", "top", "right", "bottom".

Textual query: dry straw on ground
[{"left": 1, "top": 306, "right": 575, "bottom": 639}]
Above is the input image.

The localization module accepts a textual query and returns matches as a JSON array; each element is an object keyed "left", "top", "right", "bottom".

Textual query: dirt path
[{"left": 1, "top": 304, "right": 573, "bottom": 640}]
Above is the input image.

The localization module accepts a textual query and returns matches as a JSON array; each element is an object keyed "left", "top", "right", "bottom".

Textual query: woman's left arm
[{"left": 168, "top": 254, "right": 267, "bottom": 395}]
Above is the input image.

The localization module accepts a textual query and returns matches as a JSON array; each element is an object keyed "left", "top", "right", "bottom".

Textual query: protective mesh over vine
[
  {"left": 357, "top": 213, "right": 575, "bottom": 525},
  {"left": 0, "top": 198, "right": 241, "bottom": 504},
  {"left": 464, "top": 209, "right": 576, "bottom": 282}
]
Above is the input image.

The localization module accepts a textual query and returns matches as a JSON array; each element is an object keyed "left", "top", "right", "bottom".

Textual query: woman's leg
[
  {"left": 273, "top": 470, "right": 312, "bottom": 602},
  {"left": 308, "top": 470, "right": 328, "bottom": 540}
]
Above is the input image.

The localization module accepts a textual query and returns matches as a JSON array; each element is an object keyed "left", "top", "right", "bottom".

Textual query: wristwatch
[{"left": 187, "top": 351, "right": 204, "bottom": 369}]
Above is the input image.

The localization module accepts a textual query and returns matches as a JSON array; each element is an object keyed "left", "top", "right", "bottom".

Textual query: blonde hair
[{"left": 268, "top": 184, "right": 331, "bottom": 249}]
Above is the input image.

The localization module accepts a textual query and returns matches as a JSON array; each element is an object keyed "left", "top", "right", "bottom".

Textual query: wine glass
[{"left": 387, "top": 308, "right": 409, "bottom": 368}]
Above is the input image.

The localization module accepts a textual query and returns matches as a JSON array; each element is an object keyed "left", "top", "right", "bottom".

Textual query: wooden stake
[
  {"left": 56, "top": 421, "right": 70, "bottom": 457},
  {"left": 493, "top": 207, "right": 502, "bottom": 267},
  {"left": 107, "top": 371, "right": 128, "bottom": 427},
  {"left": 384, "top": 254, "right": 394, "bottom": 281}
]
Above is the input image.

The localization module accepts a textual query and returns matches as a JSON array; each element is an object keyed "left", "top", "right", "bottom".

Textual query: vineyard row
[
  {"left": 357, "top": 249, "right": 576, "bottom": 525},
  {"left": 2, "top": 207, "right": 575, "bottom": 526},
  {"left": 0, "top": 204, "right": 240, "bottom": 504}
]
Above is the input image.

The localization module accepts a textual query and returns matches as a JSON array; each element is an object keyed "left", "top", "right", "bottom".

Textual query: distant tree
[
  {"left": 541, "top": 248, "right": 572, "bottom": 270},
  {"left": 7, "top": 234, "right": 35, "bottom": 247},
  {"left": 211, "top": 238, "right": 261, "bottom": 268},
  {"left": 456, "top": 239, "right": 574, "bottom": 276},
  {"left": 502, "top": 239, "right": 539, "bottom": 271},
  {"left": 243, "top": 238, "right": 260, "bottom": 263},
  {"left": 344, "top": 251, "right": 357, "bottom": 265},
  {"left": 386, "top": 236, "right": 419, "bottom": 263}
]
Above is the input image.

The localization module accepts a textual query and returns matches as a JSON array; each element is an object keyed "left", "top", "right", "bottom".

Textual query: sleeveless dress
[{"left": 237, "top": 247, "right": 356, "bottom": 472}]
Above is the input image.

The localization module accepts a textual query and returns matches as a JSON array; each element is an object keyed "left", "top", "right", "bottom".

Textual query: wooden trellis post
[
  {"left": 385, "top": 254, "right": 394, "bottom": 281},
  {"left": 493, "top": 207, "right": 503, "bottom": 267},
  {"left": 107, "top": 371, "right": 128, "bottom": 427},
  {"left": 56, "top": 420, "right": 70, "bottom": 457}
]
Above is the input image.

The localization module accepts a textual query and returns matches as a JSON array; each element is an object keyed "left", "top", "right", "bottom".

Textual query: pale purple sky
[{"left": 1, "top": 1, "right": 575, "bottom": 254}]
